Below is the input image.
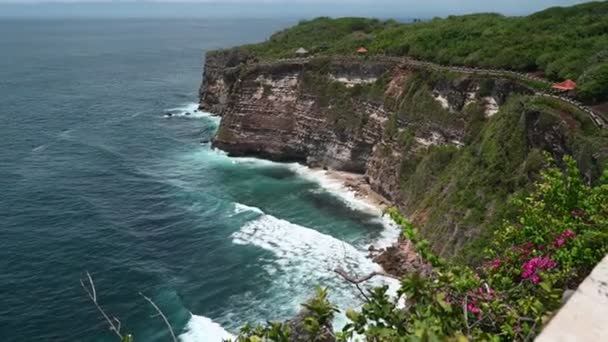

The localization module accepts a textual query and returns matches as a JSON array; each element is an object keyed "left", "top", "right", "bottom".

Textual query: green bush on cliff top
[{"left": 244, "top": 2, "right": 608, "bottom": 100}]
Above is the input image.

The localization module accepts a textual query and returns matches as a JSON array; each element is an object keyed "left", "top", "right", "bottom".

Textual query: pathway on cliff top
[{"left": 254, "top": 56, "right": 606, "bottom": 128}]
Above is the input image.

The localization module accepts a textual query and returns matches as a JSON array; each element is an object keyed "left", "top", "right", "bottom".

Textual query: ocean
[{"left": 0, "top": 18, "right": 399, "bottom": 341}]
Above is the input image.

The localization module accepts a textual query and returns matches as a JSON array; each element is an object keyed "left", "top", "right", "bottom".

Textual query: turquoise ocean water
[{"left": 0, "top": 19, "right": 398, "bottom": 341}]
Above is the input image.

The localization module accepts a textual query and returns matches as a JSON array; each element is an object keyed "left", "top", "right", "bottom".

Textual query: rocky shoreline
[
  {"left": 322, "top": 169, "right": 390, "bottom": 211},
  {"left": 323, "top": 169, "right": 432, "bottom": 277}
]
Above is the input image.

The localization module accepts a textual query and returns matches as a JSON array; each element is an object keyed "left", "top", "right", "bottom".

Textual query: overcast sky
[{"left": 0, "top": 0, "right": 593, "bottom": 19}]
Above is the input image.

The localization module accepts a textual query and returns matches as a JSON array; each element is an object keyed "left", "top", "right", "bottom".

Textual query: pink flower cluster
[
  {"left": 570, "top": 209, "right": 585, "bottom": 217},
  {"left": 465, "top": 285, "right": 495, "bottom": 317},
  {"left": 554, "top": 229, "right": 576, "bottom": 248},
  {"left": 521, "top": 257, "right": 557, "bottom": 283},
  {"left": 467, "top": 303, "right": 481, "bottom": 315}
]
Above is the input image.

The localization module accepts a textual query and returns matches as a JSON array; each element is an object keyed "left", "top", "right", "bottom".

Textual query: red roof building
[
  {"left": 552, "top": 79, "right": 577, "bottom": 91},
  {"left": 357, "top": 47, "right": 368, "bottom": 54}
]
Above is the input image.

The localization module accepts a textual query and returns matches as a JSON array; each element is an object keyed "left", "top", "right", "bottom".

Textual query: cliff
[{"left": 200, "top": 52, "right": 608, "bottom": 259}]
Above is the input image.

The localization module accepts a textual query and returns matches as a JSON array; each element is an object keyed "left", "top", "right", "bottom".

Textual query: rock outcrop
[
  {"left": 209, "top": 57, "right": 398, "bottom": 172},
  {"left": 199, "top": 49, "right": 255, "bottom": 114},
  {"left": 372, "top": 239, "right": 433, "bottom": 277}
]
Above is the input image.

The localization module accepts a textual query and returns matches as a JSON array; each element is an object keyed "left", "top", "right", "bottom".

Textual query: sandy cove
[{"left": 322, "top": 169, "right": 391, "bottom": 213}]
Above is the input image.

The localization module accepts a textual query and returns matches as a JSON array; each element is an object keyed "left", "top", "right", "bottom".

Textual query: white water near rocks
[{"left": 176, "top": 103, "right": 401, "bottom": 342}]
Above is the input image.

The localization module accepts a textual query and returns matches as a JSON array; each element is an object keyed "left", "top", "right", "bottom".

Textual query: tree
[{"left": 578, "top": 63, "right": 608, "bottom": 103}]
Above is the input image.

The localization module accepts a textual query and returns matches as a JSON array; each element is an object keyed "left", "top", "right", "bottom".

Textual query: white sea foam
[
  {"left": 287, "top": 164, "right": 382, "bottom": 215},
  {"left": 284, "top": 164, "right": 402, "bottom": 249},
  {"left": 165, "top": 103, "right": 220, "bottom": 121},
  {"left": 233, "top": 202, "right": 264, "bottom": 215},
  {"left": 209, "top": 153, "right": 401, "bottom": 249},
  {"left": 369, "top": 214, "right": 402, "bottom": 250},
  {"left": 179, "top": 314, "right": 235, "bottom": 342},
  {"left": 231, "top": 213, "right": 401, "bottom": 329}
]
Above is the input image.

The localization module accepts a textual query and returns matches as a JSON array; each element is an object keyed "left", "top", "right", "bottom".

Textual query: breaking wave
[
  {"left": 233, "top": 202, "right": 264, "bottom": 215},
  {"left": 179, "top": 314, "right": 235, "bottom": 342},
  {"left": 231, "top": 213, "right": 400, "bottom": 329}
]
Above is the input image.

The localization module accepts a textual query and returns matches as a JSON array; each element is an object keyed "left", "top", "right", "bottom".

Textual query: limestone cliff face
[
  {"left": 209, "top": 57, "right": 398, "bottom": 172},
  {"left": 199, "top": 52, "right": 605, "bottom": 258},
  {"left": 199, "top": 49, "right": 254, "bottom": 114}
]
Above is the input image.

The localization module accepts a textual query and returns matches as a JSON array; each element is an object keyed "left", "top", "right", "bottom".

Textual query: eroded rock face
[
  {"left": 210, "top": 58, "right": 397, "bottom": 172},
  {"left": 372, "top": 239, "right": 433, "bottom": 277},
  {"left": 199, "top": 49, "right": 254, "bottom": 114},
  {"left": 199, "top": 53, "right": 587, "bottom": 258}
]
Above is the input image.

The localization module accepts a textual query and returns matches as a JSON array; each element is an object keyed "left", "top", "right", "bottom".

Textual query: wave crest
[{"left": 179, "top": 314, "right": 234, "bottom": 342}]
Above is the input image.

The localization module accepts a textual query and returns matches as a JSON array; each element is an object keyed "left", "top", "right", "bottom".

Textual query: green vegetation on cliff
[
  {"left": 276, "top": 55, "right": 608, "bottom": 258},
  {"left": 228, "top": 158, "right": 608, "bottom": 341},
  {"left": 244, "top": 1, "right": 608, "bottom": 102},
  {"left": 295, "top": 65, "right": 608, "bottom": 259},
  {"left": 394, "top": 88, "right": 608, "bottom": 259}
]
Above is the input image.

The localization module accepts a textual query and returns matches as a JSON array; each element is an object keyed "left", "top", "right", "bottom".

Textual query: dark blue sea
[{"left": 0, "top": 18, "right": 399, "bottom": 341}]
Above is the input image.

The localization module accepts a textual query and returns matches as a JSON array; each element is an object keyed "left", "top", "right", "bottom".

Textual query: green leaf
[
  {"left": 435, "top": 292, "right": 452, "bottom": 312},
  {"left": 539, "top": 280, "right": 552, "bottom": 292}
]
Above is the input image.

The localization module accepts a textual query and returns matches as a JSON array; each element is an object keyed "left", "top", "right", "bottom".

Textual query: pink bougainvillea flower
[
  {"left": 562, "top": 229, "right": 576, "bottom": 239},
  {"left": 521, "top": 257, "right": 557, "bottom": 283},
  {"left": 467, "top": 303, "right": 481, "bottom": 315},
  {"left": 570, "top": 209, "right": 585, "bottom": 217},
  {"left": 531, "top": 274, "right": 541, "bottom": 284},
  {"left": 554, "top": 229, "right": 576, "bottom": 248}
]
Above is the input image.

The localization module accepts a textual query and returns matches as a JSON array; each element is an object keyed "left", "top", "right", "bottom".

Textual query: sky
[{"left": 0, "top": 0, "right": 593, "bottom": 19}]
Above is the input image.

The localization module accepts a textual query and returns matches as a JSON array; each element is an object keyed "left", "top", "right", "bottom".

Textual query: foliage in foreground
[
  {"left": 229, "top": 156, "right": 608, "bottom": 341},
  {"left": 227, "top": 287, "right": 338, "bottom": 342}
]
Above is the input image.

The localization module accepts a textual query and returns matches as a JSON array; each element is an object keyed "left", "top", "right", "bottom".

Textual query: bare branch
[
  {"left": 334, "top": 268, "right": 400, "bottom": 302},
  {"left": 80, "top": 272, "right": 123, "bottom": 339},
  {"left": 523, "top": 318, "right": 539, "bottom": 342},
  {"left": 469, "top": 313, "right": 488, "bottom": 330},
  {"left": 87, "top": 271, "right": 97, "bottom": 302},
  {"left": 113, "top": 317, "right": 121, "bottom": 333},
  {"left": 140, "top": 292, "right": 178, "bottom": 342},
  {"left": 354, "top": 283, "right": 370, "bottom": 302},
  {"left": 334, "top": 267, "right": 400, "bottom": 284}
]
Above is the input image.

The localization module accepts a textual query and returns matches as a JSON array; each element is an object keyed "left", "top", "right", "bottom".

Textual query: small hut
[
  {"left": 295, "top": 47, "right": 309, "bottom": 57},
  {"left": 357, "top": 47, "right": 368, "bottom": 55},
  {"left": 551, "top": 80, "right": 577, "bottom": 95}
]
